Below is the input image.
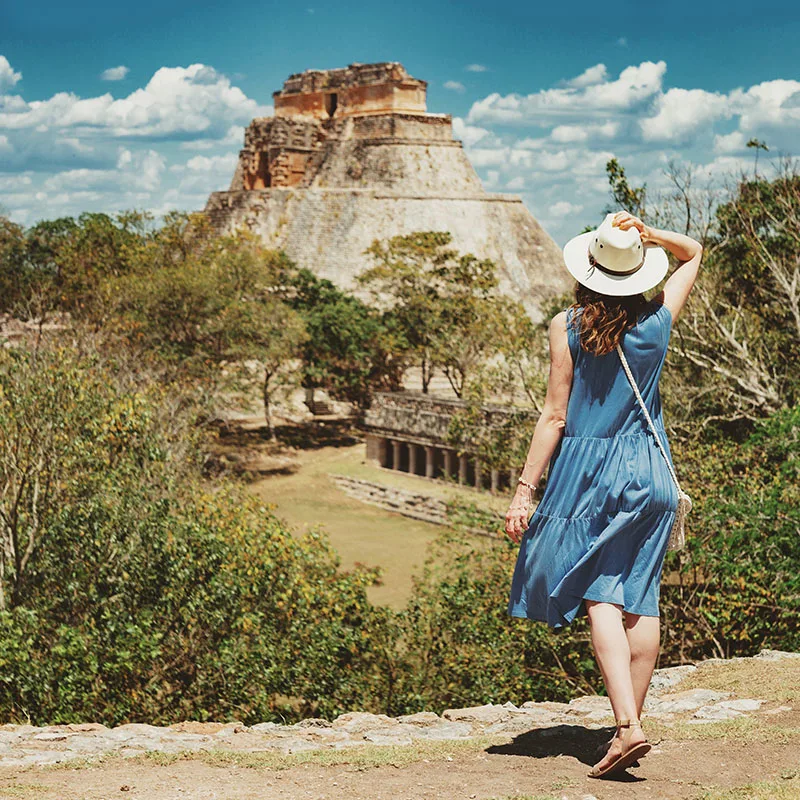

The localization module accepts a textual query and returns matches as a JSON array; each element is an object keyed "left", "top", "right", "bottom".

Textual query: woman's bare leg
[
  {"left": 585, "top": 600, "right": 647, "bottom": 769},
  {"left": 624, "top": 612, "right": 661, "bottom": 718}
]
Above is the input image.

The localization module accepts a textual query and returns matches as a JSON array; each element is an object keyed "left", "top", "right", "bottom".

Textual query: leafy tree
[
  {"left": 20, "top": 213, "right": 145, "bottom": 323},
  {"left": 0, "top": 216, "right": 26, "bottom": 313},
  {"left": 601, "top": 158, "right": 798, "bottom": 437},
  {"left": 358, "top": 231, "right": 511, "bottom": 397},
  {"left": 605, "top": 157, "right": 647, "bottom": 218},
  {"left": 358, "top": 231, "right": 453, "bottom": 393},
  {"left": 110, "top": 228, "right": 308, "bottom": 438},
  {"left": 746, "top": 138, "right": 769, "bottom": 176},
  {"left": 284, "top": 268, "right": 405, "bottom": 415}
]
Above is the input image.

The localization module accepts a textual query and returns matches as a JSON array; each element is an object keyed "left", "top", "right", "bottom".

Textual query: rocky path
[{"left": 0, "top": 649, "right": 797, "bottom": 799}]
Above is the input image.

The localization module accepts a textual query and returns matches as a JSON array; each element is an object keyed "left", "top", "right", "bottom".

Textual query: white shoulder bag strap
[{"left": 615, "top": 343, "right": 683, "bottom": 496}]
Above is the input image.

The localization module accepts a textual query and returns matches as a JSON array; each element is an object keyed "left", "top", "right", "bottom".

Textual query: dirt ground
[{"left": 2, "top": 724, "right": 799, "bottom": 800}]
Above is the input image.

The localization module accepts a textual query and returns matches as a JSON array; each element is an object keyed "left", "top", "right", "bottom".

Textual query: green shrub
[
  {"left": 0, "top": 345, "right": 397, "bottom": 725},
  {"left": 393, "top": 530, "right": 600, "bottom": 714},
  {"left": 660, "top": 405, "right": 800, "bottom": 662}
]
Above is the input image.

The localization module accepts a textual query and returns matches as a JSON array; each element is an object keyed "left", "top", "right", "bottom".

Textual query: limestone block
[
  {"left": 521, "top": 700, "right": 572, "bottom": 713},
  {"left": 331, "top": 712, "right": 399, "bottom": 733},
  {"left": 566, "top": 695, "right": 613, "bottom": 715},
  {"left": 645, "top": 664, "right": 698, "bottom": 697},
  {"left": 647, "top": 689, "right": 732, "bottom": 713},
  {"left": 716, "top": 698, "right": 764, "bottom": 711},
  {"left": 442, "top": 703, "right": 513, "bottom": 725},
  {"left": 103, "top": 723, "right": 166, "bottom": 742},
  {"left": 692, "top": 705, "right": 744, "bottom": 720},
  {"left": 296, "top": 717, "right": 333, "bottom": 728},
  {"left": 362, "top": 730, "right": 414, "bottom": 746},
  {"left": 755, "top": 649, "right": 800, "bottom": 661},
  {"left": 397, "top": 711, "right": 443, "bottom": 726},
  {"left": 410, "top": 721, "right": 473, "bottom": 740},
  {"left": 32, "top": 732, "right": 72, "bottom": 742}
]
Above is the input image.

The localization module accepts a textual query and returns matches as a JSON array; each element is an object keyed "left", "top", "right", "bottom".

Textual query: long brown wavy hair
[{"left": 568, "top": 282, "right": 650, "bottom": 356}]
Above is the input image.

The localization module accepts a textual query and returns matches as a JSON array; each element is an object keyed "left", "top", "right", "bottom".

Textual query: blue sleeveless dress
[{"left": 507, "top": 300, "right": 678, "bottom": 629}]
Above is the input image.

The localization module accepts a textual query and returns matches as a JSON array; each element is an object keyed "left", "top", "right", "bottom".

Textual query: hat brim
[{"left": 562, "top": 231, "right": 669, "bottom": 297}]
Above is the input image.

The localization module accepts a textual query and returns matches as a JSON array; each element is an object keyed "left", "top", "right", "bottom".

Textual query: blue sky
[{"left": 2, "top": 0, "right": 799, "bottom": 245}]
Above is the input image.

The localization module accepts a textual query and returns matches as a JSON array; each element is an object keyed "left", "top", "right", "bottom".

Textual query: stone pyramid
[{"left": 204, "top": 62, "right": 570, "bottom": 321}]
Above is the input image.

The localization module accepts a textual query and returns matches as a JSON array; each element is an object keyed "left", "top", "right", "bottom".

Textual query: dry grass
[
  {"left": 644, "top": 714, "right": 800, "bottom": 745},
  {"left": 695, "top": 769, "right": 800, "bottom": 799},
  {"left": 675, "top": 658, "right": 800, "bottom": 706},
  {"left": 0, "top": 784, "right": 49, "bottom": 798}
]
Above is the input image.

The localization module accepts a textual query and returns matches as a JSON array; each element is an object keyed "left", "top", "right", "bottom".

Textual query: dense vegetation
[{"left": 0, "top": 159, "right": 797, "bottom": 725}]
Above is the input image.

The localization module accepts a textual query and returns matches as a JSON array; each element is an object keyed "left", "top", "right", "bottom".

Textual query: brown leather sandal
[{"left": 588, "top": 718, "right": 651, "bottom": 779}]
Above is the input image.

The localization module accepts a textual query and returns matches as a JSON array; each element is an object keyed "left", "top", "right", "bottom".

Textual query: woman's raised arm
[{"left": 613, "top": 211, "right": 703, "bottom": 324}]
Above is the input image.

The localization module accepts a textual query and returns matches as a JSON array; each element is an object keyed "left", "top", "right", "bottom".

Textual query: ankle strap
[{"left": 615, "top": 718, "right": 641, "bottom": 727}]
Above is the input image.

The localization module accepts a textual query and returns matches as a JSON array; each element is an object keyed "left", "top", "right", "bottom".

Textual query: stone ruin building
[
  {"left": 362, "top": 391, "right": 533, "bottom": 494},
  {"left": 204, "top": 61, "right": 570, "bottom": 322}
]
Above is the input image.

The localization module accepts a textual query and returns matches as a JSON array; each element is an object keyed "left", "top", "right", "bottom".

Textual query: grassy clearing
[
  {"left": 674, "top": 658, "right": 800, "bottom": 706},
  {"left": 250, "top": 442, "right": 505, "bottom": 608},
  {"left": 694, "top": 769, "right": 800, "bottom": 799}
]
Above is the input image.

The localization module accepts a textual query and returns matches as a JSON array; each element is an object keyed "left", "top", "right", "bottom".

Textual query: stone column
[
  {"left": 490, "top": 467, "right": 500, "bottom": 493},
  {"left": 391, "top": 440, "right": 402, "bottom": 471},
  {"left": 474, "top": 459, "right": 483, "bottom": 490},
  {"left": 443, "top": 449, "right": 454, "bottom": 480},
  {"left": 424, "top": 445, "right": 435, "bottom": 479},
  {"left": 408, "top": 443, "right": 419, "bottom": 475},
  {"left": 458, "top": 454, "right": 468, "bottom": 485}
]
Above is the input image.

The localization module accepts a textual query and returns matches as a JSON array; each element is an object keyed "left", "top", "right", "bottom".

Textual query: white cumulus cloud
[
  {"left": 549, "top": 200, "right": 583, "bottom": 216},
  {"left": 713, "top": 130, "right": 748, "bottom": 154},
  {"left": 467, "top": 61, "right": 667, "bottom": 126},
  {"left": 0, "top": 63, "right": 271, "bottom": 138},
  {"left": 640, "top": 88, "right": 731, "bottom": 142},
  {"left": 452, "top": 117, "right": 493, "bottom": 147},
  {"left": 101, "top": 66, "right": 130, "bottom": 81},
  {"left": 0, "top": 56, "right": 22, "bottom": 92},
  {"left": 567, "top": 64, "right": 608, "bottom": 89},
  {"left": 444, "top": 81, "right": 466, "bottom": 93}
]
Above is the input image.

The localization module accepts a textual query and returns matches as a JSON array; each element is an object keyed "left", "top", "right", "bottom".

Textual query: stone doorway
[{"left": 324, "top": 92, "right": 338, "bottom": 117}]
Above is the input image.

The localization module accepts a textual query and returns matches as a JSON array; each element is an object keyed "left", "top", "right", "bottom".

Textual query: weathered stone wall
[
  {"left": 362, "top": 391, "right": 530, "bottom": 446},
  {"left": 274, "top": 62, "right": 427, "bottom": 120},
  {"left": 2, "top": 650, "right": 795, "bottom": 766}
]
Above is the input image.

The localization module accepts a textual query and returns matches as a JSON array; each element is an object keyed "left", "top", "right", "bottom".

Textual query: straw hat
[{"left": 562, "top": 213, "right": 669, "bottom": 296}]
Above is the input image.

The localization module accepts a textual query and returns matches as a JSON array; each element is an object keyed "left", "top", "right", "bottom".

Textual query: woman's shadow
[{"left": 485, "top": 723, "right": 646, "bottom": 782}]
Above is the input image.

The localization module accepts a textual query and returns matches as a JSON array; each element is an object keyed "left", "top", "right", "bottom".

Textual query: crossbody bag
[{"left": 616, "top": 343, "right": 691, "bottom": 552}]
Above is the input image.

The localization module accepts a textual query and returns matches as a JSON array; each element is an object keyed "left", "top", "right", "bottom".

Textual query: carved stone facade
[
  {"left": 363, "top": 391, "right": 535, "bottom": 493},
  {"left": 205, "top": 61, "right": 571, "bottom": 322}
]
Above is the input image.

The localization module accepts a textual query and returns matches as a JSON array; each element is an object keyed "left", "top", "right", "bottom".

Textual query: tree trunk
[{"left": 263, "top": 368, "right": 276, "bottom": 442}]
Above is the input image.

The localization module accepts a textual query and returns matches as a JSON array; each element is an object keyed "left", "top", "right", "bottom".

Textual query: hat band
[{"left": 588, "top": 251, "right": 643, "bottom": 277}]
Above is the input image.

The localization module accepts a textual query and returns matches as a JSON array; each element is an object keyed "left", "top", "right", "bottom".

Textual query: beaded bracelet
[{"left": 517, "top": 476, "right": 536, "bottom": 504}]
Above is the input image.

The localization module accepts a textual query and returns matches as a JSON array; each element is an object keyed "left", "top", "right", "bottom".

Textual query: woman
[{"left": 505, "top": 210, "right": 703, "bottom": 779}]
